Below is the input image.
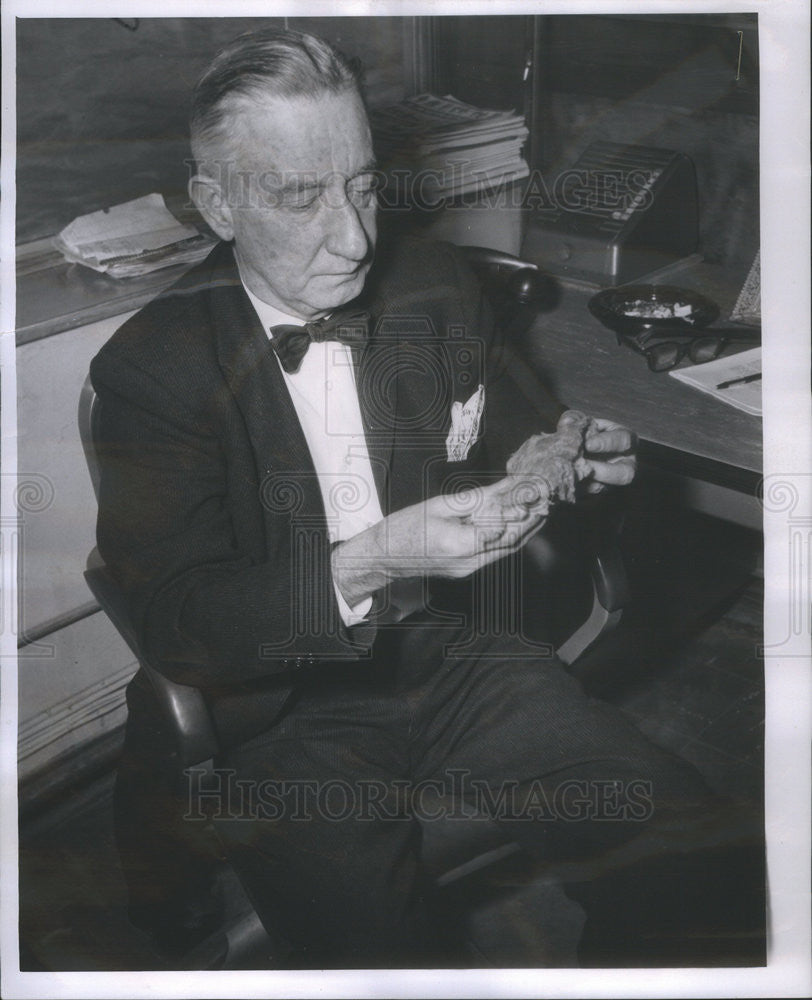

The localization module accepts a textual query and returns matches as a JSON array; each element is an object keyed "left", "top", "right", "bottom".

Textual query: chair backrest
[{"left": 78, "top": 374, "right": 102, "bottom": 501}]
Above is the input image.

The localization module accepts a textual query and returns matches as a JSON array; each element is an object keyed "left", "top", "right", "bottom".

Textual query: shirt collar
[{"left": 241, "top": 280, "right": 316, "bottom": 340}]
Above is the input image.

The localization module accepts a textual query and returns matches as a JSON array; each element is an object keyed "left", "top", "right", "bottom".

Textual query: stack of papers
[
  {"left": 730, "top": 250, "right": 761, "bottom": 326},
  {"left": 53, "top": 193, "right": 216, "bottom": 278},
  {"left": 370, "top": 93, "right": 529, "bottom": 202},
  {"left": 669, "top": 347, "right": 762, "bottom": 415}
]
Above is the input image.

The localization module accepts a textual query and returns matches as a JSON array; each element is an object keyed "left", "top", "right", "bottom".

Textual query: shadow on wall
[{"left": 16, "top": 16, "right": 408, "bottom": 243}]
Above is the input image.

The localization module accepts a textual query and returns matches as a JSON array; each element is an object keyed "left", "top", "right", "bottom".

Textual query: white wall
[{"left": 16, "top": 314, "right": 139, "bottom": 780}]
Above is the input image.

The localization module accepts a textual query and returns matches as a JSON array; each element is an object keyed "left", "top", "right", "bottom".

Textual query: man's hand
[
  {"left": 332, "top": 418, "right": 637, "bottom": 607},
  {"left": 331, "top": 481, "right": 546, "bottom": 607},
  {"left": 582, "top": 418, "right": 637, "bottom": 493}
]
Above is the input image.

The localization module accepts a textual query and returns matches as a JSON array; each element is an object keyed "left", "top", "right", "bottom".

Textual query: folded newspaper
[{"left": 53, "top": 193, "right": 216, "bottom": 278}]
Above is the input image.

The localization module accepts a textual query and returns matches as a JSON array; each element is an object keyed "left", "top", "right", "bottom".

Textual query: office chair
[{"left": 79, "top": 247, "right": 629, "bottom": 968}]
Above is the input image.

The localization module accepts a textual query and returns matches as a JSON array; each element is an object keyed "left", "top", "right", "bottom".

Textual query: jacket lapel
[
  {"left": 209, "top": 247, "right": 325, "bottom": 527},
  {"left": 207, "top": 243, "right": 451, "bottom": 525},
  {"left": 357, "top": 310, "right": 457, "bottom": 513},
  {"left": 354, "top": 333, "right": 397, "bottom": 516}
]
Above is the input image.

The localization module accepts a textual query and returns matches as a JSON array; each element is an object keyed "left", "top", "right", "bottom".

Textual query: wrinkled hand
[
  {"left": 582, "top": 418, "right": 637, "bottom": 493},
  {"left": 332, "top": 481, "right": 546, "bottom": 606}
]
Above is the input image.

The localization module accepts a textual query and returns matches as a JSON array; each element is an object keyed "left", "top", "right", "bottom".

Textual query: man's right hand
[{"left": 331, "top": 479, "right": 547, "bottom": 608}]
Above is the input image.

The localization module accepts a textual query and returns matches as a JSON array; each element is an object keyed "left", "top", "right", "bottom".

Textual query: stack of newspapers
[{"left": 370, "top": 93, "right": 529, "bottom": 204}]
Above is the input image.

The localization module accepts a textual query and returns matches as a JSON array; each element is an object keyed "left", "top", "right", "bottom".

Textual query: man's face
[{"left": 204, "top": 88, "right": 377, "bottom": 320}]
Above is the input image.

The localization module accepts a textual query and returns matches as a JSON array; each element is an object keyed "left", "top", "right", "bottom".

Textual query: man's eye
[
  {"left": 279, "top": 185, "right": 321, "bottom": 211},
  {"left": 287, "top": 195, "right": 319, "bottom": 212},
  {"left": 348, "top": 183, "right": 378, "bottom": 208}
]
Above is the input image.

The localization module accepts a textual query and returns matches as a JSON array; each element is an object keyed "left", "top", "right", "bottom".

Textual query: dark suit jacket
[{"left": 91, "top": 235, "right": 563, "bottom": 746}]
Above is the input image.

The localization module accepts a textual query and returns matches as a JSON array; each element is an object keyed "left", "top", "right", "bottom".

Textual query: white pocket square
[{"left": 446, "top": 384, "right": 485, "bottom": 461}]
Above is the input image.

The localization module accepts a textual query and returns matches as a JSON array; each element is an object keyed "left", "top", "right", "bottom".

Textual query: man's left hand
[{"left": 582, "top": 418, "right": 637, "bottom": 493}]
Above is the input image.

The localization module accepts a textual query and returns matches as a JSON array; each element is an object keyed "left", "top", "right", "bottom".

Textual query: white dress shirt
[{"left": 242, "top": 282, "right": 382, "bottom": 626}]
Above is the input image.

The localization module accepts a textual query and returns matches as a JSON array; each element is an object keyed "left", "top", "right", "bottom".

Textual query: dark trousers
[{"left": 206, "top": 619, "right": 762, "bottom": 967}]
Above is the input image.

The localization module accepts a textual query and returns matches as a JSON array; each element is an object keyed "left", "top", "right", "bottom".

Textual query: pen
[{"left": 716, "top": 372, "right": 762, "bottom": 390}]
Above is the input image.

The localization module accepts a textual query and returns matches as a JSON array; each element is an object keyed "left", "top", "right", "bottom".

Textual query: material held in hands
[{"left": 467, "top": 410, "right": 595, "bottom": 542}]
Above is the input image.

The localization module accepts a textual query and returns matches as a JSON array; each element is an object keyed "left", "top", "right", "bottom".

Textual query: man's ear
[{"left": 189, "top": 173, "right": 235, "bottom": 242}]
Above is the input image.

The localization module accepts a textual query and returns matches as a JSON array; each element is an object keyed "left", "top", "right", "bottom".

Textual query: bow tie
[{"left": 270, "top": 310, "right": 369, "bottom": 374}]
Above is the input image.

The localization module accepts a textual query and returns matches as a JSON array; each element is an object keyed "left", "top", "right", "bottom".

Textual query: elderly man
[{"left": 92, "top": 27, "right": 754, "bottom": 967}]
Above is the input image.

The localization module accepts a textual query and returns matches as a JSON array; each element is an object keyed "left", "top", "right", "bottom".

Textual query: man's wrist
[{"left": 330, "top": 526, "right": 390, "bottom": 608}]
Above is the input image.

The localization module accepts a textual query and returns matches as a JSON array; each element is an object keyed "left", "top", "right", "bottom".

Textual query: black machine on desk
[{"left": 523, "top": 141, "right": 699, "bottom": 286}]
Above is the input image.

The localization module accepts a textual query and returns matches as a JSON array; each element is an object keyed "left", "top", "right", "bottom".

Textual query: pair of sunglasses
[{"left": 620, "top": 333, "right": 731, "bottom": 372}]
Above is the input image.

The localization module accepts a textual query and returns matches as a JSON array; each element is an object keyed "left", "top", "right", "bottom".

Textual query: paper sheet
[{"left": 668, "top": 347, "right": 762, "bottom": 415}]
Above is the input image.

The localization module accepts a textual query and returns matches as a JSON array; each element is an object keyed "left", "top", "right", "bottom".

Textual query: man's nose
[{"left": 324, "top": 192, "right": 371, "bottom": 261}]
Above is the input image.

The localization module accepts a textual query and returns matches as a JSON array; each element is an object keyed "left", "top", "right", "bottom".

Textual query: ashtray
[{"left": 588, "top": 284, "right": 720, "bottom": 338}]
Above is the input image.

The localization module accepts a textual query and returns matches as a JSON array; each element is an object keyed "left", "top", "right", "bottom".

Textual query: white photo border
[{"left": 2, "top": 1, "right": 809, "bottom": 997}]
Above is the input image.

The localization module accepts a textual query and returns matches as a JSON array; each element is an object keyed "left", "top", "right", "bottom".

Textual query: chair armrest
[
  {"left": 587, "top": 497, "right": 631, "bottom": 614},
  {"left": 140, "top": 662, "right": 220, "bottom": 770},
  {"left": 591, "top": 536, "right": 631, "bottom": 614},
  {"left": 460, "top": 245, "right": 554, "bottom": 317},
  {"left": 85, "top": 552, "right": 220, "bottom": 768},
  {"left": 523, "top": 495, "right": 630, "bottom": 666}
]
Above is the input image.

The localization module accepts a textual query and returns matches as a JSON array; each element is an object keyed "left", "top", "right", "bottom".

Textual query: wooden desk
[
  {"left": 519, "top": 264, "right": 763, "bottom": 529},
  {"left": 17, "top": 239, "right": 763, "bottom": 530},
  {"left": 16, "top": 238, "right": 192, "bottom": 345}
]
